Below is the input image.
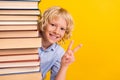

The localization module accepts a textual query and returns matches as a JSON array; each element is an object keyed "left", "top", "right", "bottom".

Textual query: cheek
[
  {"left": 43, "top": 28, "right": 49, "bottom": 36},
  {"left": 44, "top": 27, "right": 50, "bottom": 33},
  {"left": 61, "top": 32, "right": 65, "bottom": 37}
]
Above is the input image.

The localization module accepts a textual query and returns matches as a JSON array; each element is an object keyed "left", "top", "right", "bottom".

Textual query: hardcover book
[
  {"left": 0, "top": 38, "right": 41, "bottom": 49},
  {"left": 0, "top": 25, "right": 38, "bottom": 31},
  {"left": 0, "top": 31, "right": 39, "bottom": 38},
  {"left": 0, "top": 21, "right": 38, "bottom": 25},
  {"left": 0, "top": 1, "right": 39, "bottom": 9},
  {"left": 0, "top": 59, "right": 40, "bottom": 68},
  {"left": 0, "top": 53, "right": 39, "bottom": 62},
  {"left": 0, "top": 66, "right": 40, "bottom": 75},
  {"left": 0, "top": 9, "right": 40, "bottom": 15},
  {"left": 0, "top": 72, "right": 42, "bottom": 80},
  {"left": 0, "top": 15, "right": 38, "bottom": 21},
  {"left": 0, "top": 48, "right": 39, "bottom": 56}
]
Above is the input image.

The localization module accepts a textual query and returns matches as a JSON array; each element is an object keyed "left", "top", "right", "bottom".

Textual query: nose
[{"left": 54, "top": 27, "right": 60, "bottom": 34}]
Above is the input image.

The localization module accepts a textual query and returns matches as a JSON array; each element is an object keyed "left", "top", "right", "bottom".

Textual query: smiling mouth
[{"left": 49, "top": 33, "right": 59, "bottom": 40}]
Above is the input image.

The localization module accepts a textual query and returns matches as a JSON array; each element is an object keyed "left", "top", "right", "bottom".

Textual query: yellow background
[{"left": 39, "top": 0, "right": 120, "bottom": 80}]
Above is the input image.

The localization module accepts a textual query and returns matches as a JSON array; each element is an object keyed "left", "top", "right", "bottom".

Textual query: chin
[{"left": 48, "top": 39, "right": 60, "bottom": 44}]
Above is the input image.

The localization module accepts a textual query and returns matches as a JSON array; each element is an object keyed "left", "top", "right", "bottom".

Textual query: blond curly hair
[{"left": 38, "top": 6, "right": 74, "bottom": 43}]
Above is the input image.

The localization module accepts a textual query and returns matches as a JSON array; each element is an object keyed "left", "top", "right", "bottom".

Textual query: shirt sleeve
[{"left": 50, "top": 46, "right": 65, "bottom": 80}]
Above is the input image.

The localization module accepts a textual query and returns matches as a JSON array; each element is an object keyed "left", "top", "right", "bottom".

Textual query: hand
[{"left": 61, "top": 40, "right": 82, "bottom": 67}]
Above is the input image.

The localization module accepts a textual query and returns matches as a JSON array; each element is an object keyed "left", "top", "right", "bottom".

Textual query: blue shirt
[{"left": 38, "top": 43, "right": 65, "bottom": 80}]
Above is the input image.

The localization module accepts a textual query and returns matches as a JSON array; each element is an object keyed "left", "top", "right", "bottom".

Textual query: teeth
[
  {"left": 51, "top": 36, "right": 56, "bottom": 39},
  {"left": 49, "top": 34, "right": 57, "bottom": 39}
]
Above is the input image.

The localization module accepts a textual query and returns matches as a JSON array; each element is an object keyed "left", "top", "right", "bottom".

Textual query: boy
[{"left": 38, "top": 6, "right": 82, "bottom": 80}]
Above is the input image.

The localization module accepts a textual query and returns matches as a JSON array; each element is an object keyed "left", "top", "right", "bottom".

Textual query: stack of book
[{"left": 0, "top": 0, "right": 42, "bottom": 80}]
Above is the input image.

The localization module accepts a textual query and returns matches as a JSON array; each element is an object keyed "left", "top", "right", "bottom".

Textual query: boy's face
[{"left": 43, "top": 17, "right": 67, "bottom": 44}]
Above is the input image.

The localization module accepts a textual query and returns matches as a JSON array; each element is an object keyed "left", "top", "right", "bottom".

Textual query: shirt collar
[{"left": 40, "top": 43, "right": 57, "bottom": 52}]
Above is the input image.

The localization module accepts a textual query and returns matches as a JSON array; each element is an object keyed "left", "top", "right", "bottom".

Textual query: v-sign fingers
[
  {"left": 67, "top": 40, "right": 74, "bottom": 51},
  {"left": 72, "top": 44, "right": 82, "bottom": 53}
]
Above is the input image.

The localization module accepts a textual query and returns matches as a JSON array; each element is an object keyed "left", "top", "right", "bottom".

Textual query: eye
[
  {"left": 50, "top": 23, "right": 55, "bottom": 26},
  {"left": 60, "top": 27, "right": 66, "bottom": 31}
]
